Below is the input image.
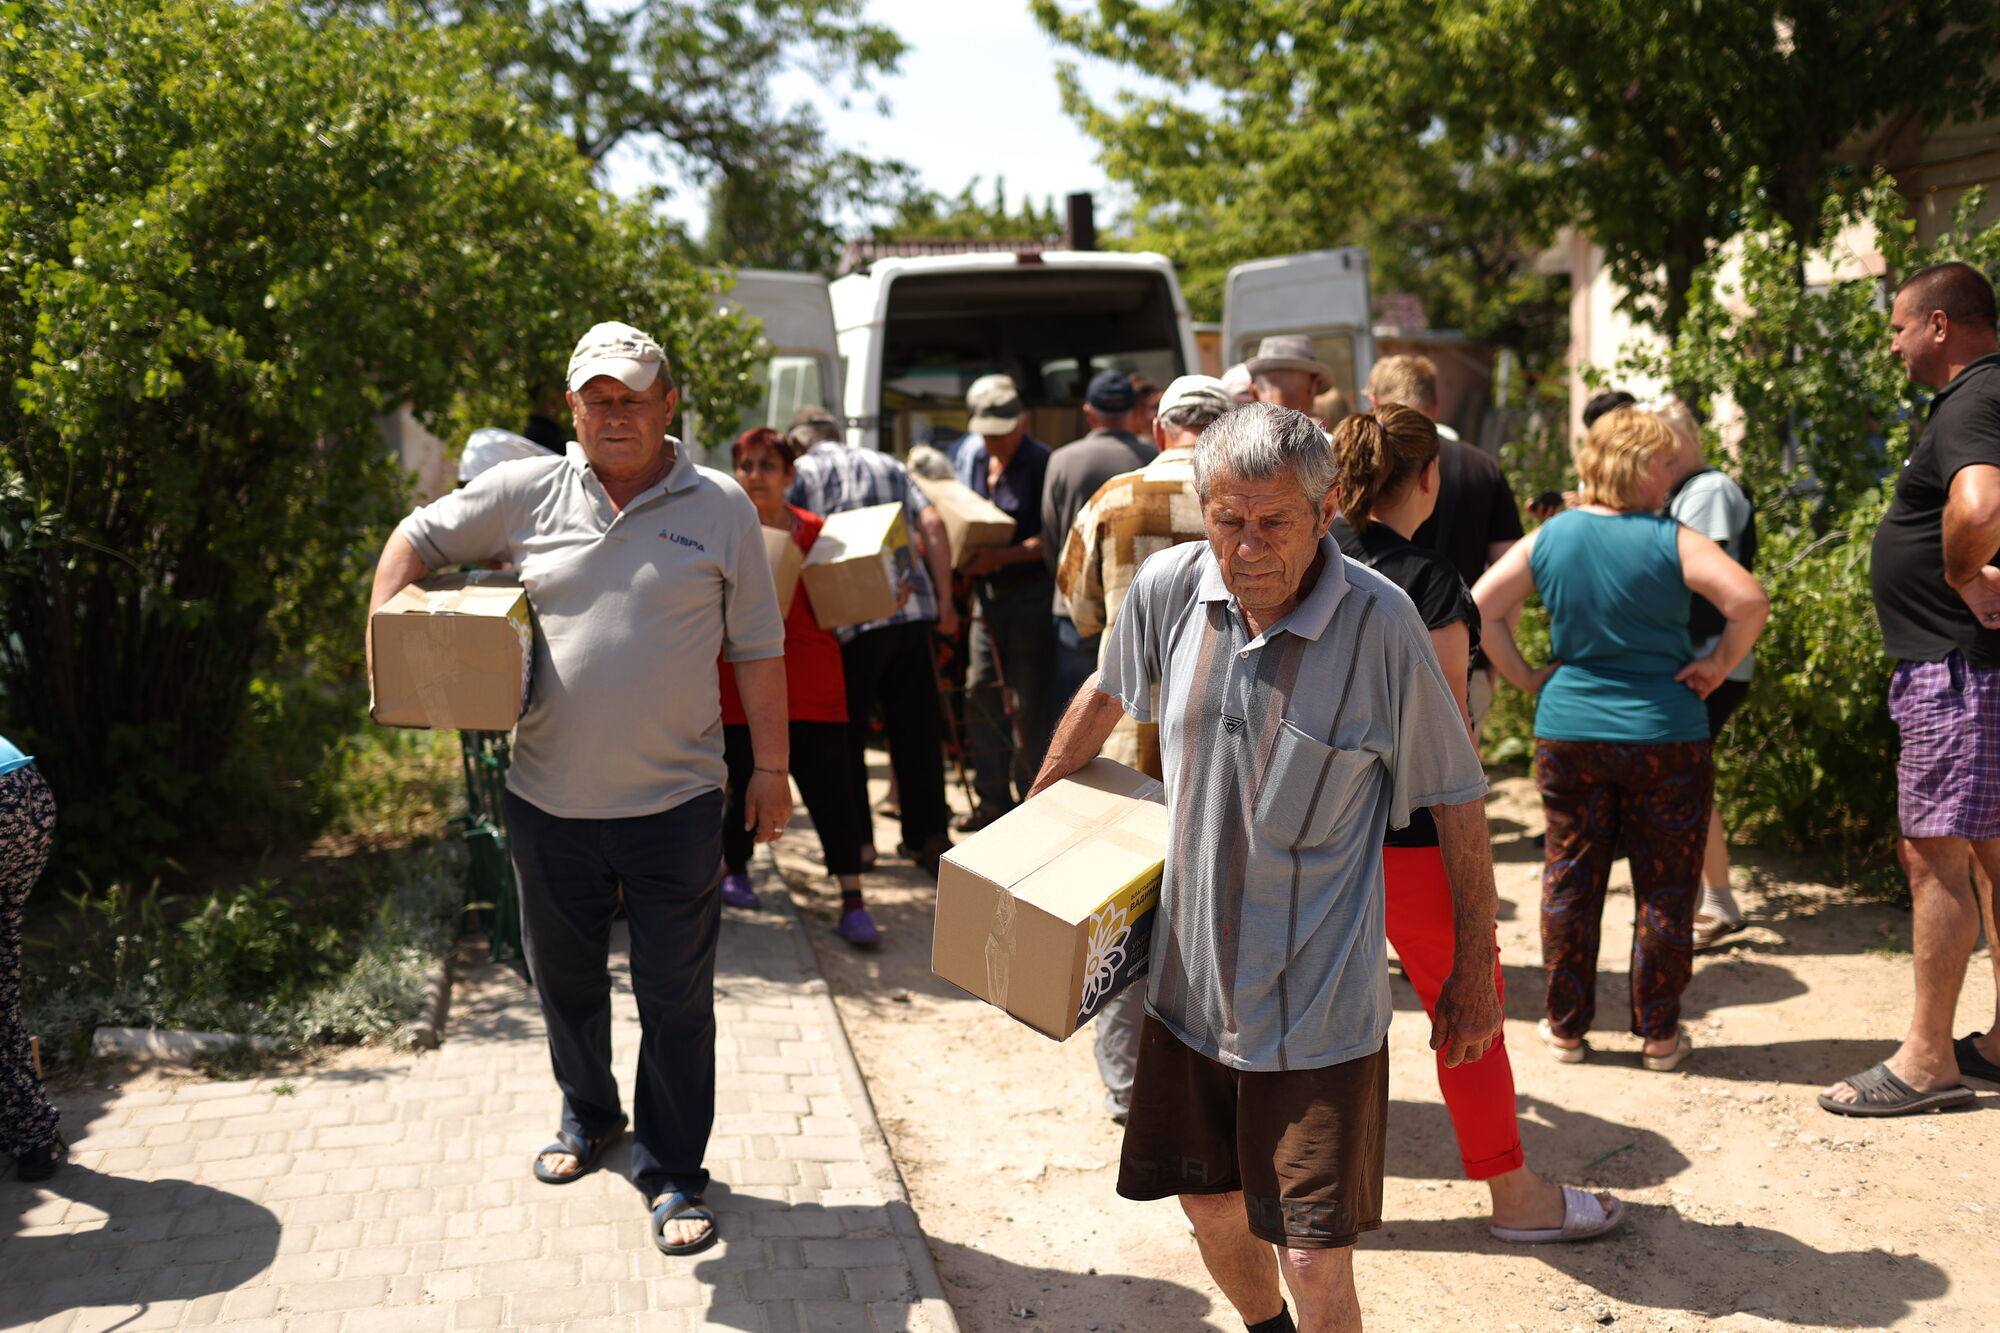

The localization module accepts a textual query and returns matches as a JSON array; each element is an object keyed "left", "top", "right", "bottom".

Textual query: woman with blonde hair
[
  {"left": 1330, "top": 406, "right": 1625, "bottom": 1244},
  {"left": 1474, "top": 408, "right": 1769, "bottom": 1071}
]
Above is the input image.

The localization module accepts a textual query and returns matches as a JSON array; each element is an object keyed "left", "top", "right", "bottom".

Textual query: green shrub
[
  {"left": 22, "top": 842, "right": 463, "bottom": 1069},
  {"left": 1710, "top": 490, "right": 1896, "bottom": 864}
]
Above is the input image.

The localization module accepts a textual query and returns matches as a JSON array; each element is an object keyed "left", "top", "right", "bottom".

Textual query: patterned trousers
[
  {"left": 2, "top": 763, "right": 59, "bottom": 1158},
  {"left": 1534, "top": 739, "right": 1712, "bottom": 1043}
]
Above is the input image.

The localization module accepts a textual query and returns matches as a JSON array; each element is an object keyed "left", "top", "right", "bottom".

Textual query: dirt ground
[{"left": 772, "top": 763, "right": 2000, "bottom": 1333}]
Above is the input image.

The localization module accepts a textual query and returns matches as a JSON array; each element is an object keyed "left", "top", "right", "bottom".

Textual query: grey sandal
[{"left": 1818, "top": 1062, "right": 1974, "bottom": 1117}]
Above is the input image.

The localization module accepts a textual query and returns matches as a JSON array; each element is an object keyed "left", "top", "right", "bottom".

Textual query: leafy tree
[
  {"left": 697, "top": 144, "right": 918, "bottom": 272},
  {"left": 880, "top": 177, "right": 1063, "bottom": 243},
  {"left": 1033, "top": 1, "right": 2000, "bottom": 340},
  {"left": 0, "top": 0, "right": 759, "bottom": 878},
  {"left": 323, "top": 0, "right": 911, "bottom": 271}
]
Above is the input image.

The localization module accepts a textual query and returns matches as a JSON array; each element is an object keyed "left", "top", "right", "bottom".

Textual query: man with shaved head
[{"left": 1824, "top": 262, "right": 2000, "bottom": 1117}]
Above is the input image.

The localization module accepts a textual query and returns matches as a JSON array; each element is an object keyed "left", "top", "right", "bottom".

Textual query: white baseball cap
[
  {"left": 1155, "top": 374, "right": 1234, "bottom": 419},
  {"left": 566, "top": 321, "right": 668, "bottom": 394}
]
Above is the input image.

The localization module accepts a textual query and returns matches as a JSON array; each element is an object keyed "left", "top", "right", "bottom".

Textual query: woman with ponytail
[{"left": 1330, "top": 407, "right": 1625, "bottom": 1245}]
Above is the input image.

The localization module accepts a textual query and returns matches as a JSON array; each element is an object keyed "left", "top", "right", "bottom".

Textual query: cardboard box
[
  {"left": 801, "top": 502, "right": 919, "bottom": 630},
  {"left": 369, "top": 573, "right": 533, "bottom": 731},
  {"left": 763, "top": 523, "right": 804, "bottom": 612},
  {"left": 931, "top": 758, "right": 1167, "bottom": 1040},
  {"left": 913, "top": 476, "right": 1015, "bottom": 569}
]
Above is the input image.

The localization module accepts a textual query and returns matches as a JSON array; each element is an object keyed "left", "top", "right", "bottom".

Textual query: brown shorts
[{"left": 1116, "top": 1015, "right": 1387, "bottom": 1249}]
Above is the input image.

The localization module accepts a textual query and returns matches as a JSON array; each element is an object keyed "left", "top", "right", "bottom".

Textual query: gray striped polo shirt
[{"left": 1100, "top": 535, "right": 1486, "bottom": 1071}]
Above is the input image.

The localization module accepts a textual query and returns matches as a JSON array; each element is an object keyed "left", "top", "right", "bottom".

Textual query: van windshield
[{"left": 878, "top": 267, "right": 1186, "bottom": 453}]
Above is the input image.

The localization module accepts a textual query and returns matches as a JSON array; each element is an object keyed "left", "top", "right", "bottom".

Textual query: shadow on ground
[
  {"left": 0, "top": 1164, "right": 280, "bottom": 1323},
  {"left": 1386, "top": 1092, "right": 1690, "bottom": 1189},
  {"left": 1367, "top": 1201, "right": 1949, "bottom": 1327},
  {"left": 923, "top": 1235, "right": 1218, "bottom": 1333},
  {"left": 1389, "top": 956, "right": 1810, "bottom": 1030}
]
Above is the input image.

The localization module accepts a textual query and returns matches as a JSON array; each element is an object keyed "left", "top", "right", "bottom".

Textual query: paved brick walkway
[{"left": 1, "top": 863, "right": 960, "bottom": 1333}]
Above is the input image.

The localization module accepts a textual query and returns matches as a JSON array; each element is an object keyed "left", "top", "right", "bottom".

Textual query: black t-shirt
[
  {"left": 1333, "top": 516, "right": 1478, "bottom": 848},
  {"left": 1871, "top": 354, "right": 2000, "bottom": 667},
  {"left": 1410, "top": 437, "right": 1526, "bottom": 593}
]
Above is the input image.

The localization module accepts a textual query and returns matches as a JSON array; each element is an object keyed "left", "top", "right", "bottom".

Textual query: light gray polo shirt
[
  {"left": 397, "top": 441, "right": 785, "bottom": 819},
  {"left": 1101, "top": 535, "right": 1487, "bottom": 1072}
]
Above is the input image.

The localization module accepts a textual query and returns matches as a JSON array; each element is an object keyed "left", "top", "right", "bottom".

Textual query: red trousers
[{"left": 1383, "top": 845, "right": 1525, "bottom": 1182}]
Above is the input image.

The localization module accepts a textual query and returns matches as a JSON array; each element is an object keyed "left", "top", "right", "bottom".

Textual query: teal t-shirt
[
  {"left": 0, "top": 734, "right": 30, "bottom": 777},
  {"left": 1531, "top": 510, "right": 1707, "bottom": 743}
]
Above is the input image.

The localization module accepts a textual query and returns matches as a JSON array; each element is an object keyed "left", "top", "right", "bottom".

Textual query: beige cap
[
  {"left": 1244, "top": 334, "right": 1332, "bottom": 389},
  {"left": 566, "top": 321, "right": 667, "bottom": 394},
  {"left": 966, "top": 373, "right": 1025, "bottom": 435},
  {"left": 1155, "top": 374, "right": 1234, "bottom": 419}
]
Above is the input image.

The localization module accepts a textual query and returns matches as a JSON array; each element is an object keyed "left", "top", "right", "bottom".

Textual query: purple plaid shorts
[{"left": 1890, "top": 653, "right": 2000, "bottom": 840}]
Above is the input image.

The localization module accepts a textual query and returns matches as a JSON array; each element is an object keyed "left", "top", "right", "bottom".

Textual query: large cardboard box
[
  {"left": 913, "top": 476, "right": 1015, "bottom": 569},
  {"left": 801, "top": 502, "right": 918, "bottom": 630},
  {"left": 931, "top": 758, "right": 1167, "bottom": 1040},
  {"left": 762, "top": 523, "right": 804, "bottom": 612},
  {"left": 369, "top": 573, "right": 533, "bottom": 731}
]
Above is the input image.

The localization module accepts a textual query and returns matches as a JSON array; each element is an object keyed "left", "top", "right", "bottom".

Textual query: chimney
[{"left": 1064, "top": 192, "right": 1097, "bottom": 251}]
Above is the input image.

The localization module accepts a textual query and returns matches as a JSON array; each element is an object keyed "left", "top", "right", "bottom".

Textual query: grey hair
[
  {"left": 1192, "top": 402, "right": 1338, "bottom": 505},
  {"left": 1158, "top": 400, "right": 1228, "bottom": 438},
  {"left": 785, "top": 420, "right": 840, "bottom": 453}
]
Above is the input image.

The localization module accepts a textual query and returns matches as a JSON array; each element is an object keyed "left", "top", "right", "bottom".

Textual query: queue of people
[{"left": 12, "top": 271, "right": 1991, "bottom": 1333}]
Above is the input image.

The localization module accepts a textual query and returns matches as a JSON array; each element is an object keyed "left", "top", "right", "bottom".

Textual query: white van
[{"left": 725, "top": 246, "right": 1375, "bottom": 452}]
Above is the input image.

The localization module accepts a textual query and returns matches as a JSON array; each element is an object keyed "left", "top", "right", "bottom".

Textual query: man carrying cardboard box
[
  {"left": 367, "top": 321, "right": 788, "bottom": 1258},
  {"left": 1030, "top": 403, "right": 1503, "bottom": 1333},
  {"left": 786, "top": 408, "right": 960, "bottom": 876}
]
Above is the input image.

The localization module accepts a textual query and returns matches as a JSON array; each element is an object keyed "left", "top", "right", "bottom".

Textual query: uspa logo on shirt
[{"left": 659, "top": 531, "right": 706, "bottom": 551}]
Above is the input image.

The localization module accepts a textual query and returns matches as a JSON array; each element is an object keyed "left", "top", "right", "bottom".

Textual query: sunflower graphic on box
[{"left": 1076, "top": 867, "right": 1159, "bottom": 1027}]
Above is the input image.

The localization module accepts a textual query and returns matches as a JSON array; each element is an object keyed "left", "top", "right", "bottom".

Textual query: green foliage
[
  {"left": 880, "top": 178, "right": 1063, "bottom": 244},
  {"left": 23, "top": 843, "right": 464, "bottom": 1068},
  {"left": 1715, "top": 491, "right": 1896, "bottom": 862},
  {"left": 1486, "top": 183, "right": 2000, "bottom": 866},
  {"left": 1033, "top": 1, "right": 2000, "bottom": 341},
  {"left": 322, "top": 0, "right": 914, "bottom": 273},
  {"left": 1625, "top": 183, "right": 1929, "bottom": 513},
  {"left": 0, "top": 0, "right": 757, "bottom": 878}
]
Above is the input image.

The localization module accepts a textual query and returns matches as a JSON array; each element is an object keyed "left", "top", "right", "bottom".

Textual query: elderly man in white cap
[
  {"left": 1246, "top": 334, "right": 1334, "bottom": 416},
  {"left": 368, "top": 320, "right": 788, "bottom": 1257}
]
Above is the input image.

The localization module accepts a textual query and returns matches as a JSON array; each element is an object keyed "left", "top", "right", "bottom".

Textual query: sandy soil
[{"left": 775, "top": 765, "right": 2000, "bottom": 1333}]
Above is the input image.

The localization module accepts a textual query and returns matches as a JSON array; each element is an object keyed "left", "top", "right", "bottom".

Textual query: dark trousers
[
  {"left": 506, "top": 788, "right": 723, "bottom": 1200},
  {"left": 723, "top": 720, "right": 863, "bottom": 876},
  {"left": 839, "top": 622, "right": 950, "bottom": 849},
  {"left": 1051, "top": 613, "right": 1100, "bottom": 714},
  {"left": 966, "top": 579, "right": 1059, "bottom": 813},
  {"left": 1534, "top": 739, "right": 1713, "bottom": 1042},
  {"left": 1, "top": 764, "right": 59, "bottom": 1159}
]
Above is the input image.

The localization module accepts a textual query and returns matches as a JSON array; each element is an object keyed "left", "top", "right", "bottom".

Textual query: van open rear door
[
  {"left": 722, "top": 269, "right": 844, "bottom": 436},
  {"left": 1221, "top": 248, "right": 1374, "bottom": 406}
]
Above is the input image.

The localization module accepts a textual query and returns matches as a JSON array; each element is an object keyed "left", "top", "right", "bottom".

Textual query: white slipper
[
  {"left": 1642, "top": 1026, "right": 1694, "bottom": 1072},
  {"left": 1538, "top": 1018, "right": 1587, "bottom": 1063},
  {"left": 1489, "top": 1185, "right": 1627, "bottom": 1245}
]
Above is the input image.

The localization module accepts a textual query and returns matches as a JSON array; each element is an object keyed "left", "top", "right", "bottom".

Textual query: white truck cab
[{"left": 723, "top": 245, "right": 1375, "bottom": 454}]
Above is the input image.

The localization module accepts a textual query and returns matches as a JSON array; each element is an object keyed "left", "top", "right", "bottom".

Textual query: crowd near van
[{"left": 726, "top": 245, "right": 1377, "bottom": 450}]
